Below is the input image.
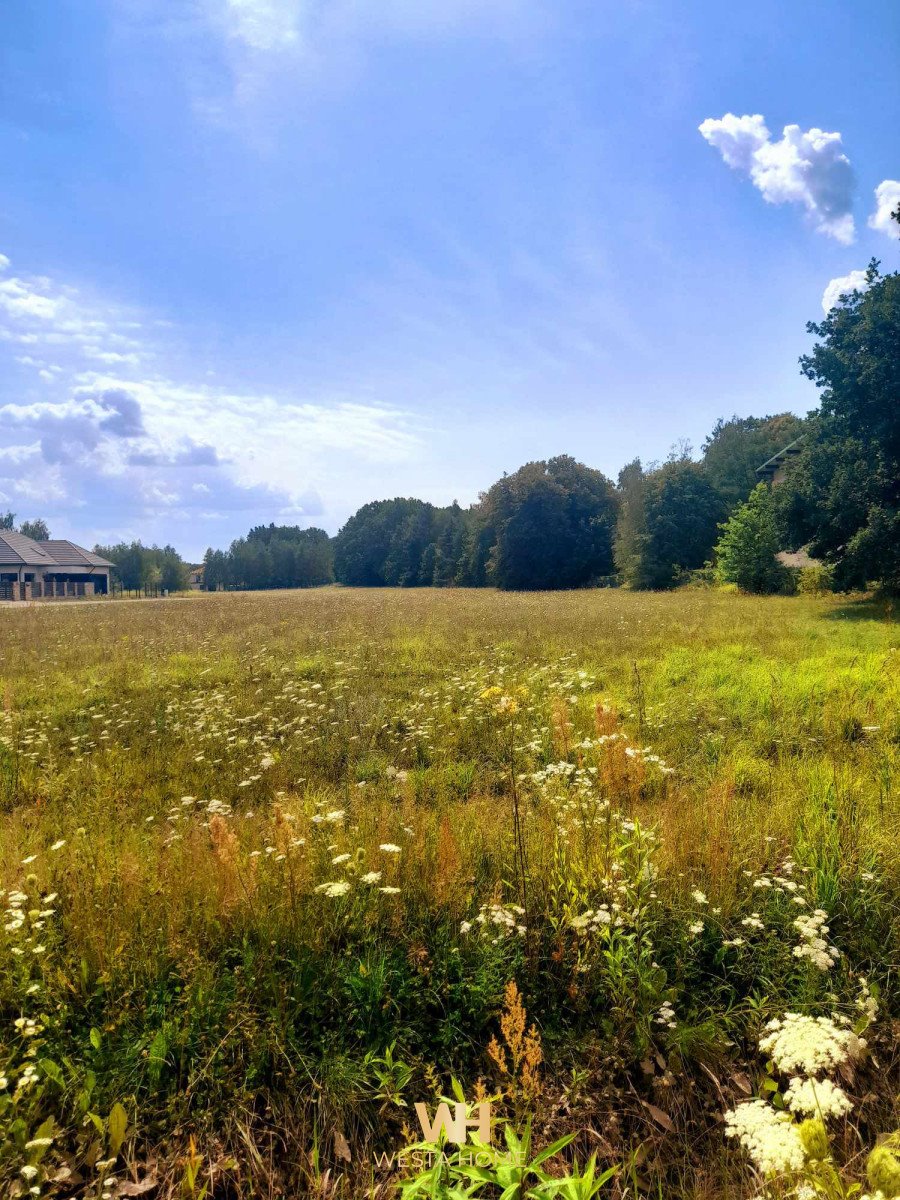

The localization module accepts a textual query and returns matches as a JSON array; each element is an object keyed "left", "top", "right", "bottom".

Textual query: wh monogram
[{"left": 413, "top": 1101, "right": 492, "bottom": 1146}]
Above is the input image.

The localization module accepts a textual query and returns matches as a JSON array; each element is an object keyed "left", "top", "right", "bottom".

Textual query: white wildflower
[
  {"left": 724, "top": 1099, "right": 805, "bottom": 1174},
  {"left": 760, "top": 1013, "right": 863, "bottom": 1077},
  {"left": 783, "top": 1076, "right": 852, "bottom": 1119},
  {"left": 315, "top": 881, "right": 351, "bottom": 898}
]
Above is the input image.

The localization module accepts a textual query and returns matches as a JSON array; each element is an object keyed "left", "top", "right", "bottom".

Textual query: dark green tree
[
  {"left": 619, "top": 457, "right": 724, "bottom": 589},
  {"left": 159, "top": 546, "right": 189, "bottom": 592},
  {"left": 334, "top": 499, "right": 438, "bottom": 586},
  {"left": 478, "top": 455, "right": 618, "bottom": 590},
  {"left": 781, "top": 259, "right": 900, "bottom": 591}
]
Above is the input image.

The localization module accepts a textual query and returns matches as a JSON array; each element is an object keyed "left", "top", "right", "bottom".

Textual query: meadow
[{"left": 0, "top": 588, "right": 898, "bottom": 1200}]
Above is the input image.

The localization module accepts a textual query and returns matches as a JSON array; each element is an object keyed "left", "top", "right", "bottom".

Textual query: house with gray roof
[{"left": 0, "top": 531, "right": 113, "bottom": 600}]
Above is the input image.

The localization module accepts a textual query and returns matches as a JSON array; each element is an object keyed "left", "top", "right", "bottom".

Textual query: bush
[
  {"left": 714, "top": 484, "right": 790, "bottom": 594},
  {"left": 796, "top": 564, "right": 835, "bottom": 594}
]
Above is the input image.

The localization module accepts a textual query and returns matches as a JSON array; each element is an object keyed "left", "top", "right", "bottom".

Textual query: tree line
[
  {"left": 327, "top": 415, "right": 804, "bottom": 593},
  {"left": 202, "top": 525, "right": 333, "bottom": 591},
  {"left": 194, "top": 252, "right": 896, "bottom": 597},
  {"left": 92, "top": 542, "right": 191, "bottom": 594},
  {"left": 326, "top": 254, "right": 897, "bottom": 595}
]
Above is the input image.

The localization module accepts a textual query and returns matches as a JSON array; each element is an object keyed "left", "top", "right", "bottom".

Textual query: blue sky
[{"left": 1, "top": 0, "right": 897, "bottom": 559}]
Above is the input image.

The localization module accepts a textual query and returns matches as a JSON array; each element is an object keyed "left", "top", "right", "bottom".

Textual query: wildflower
[
  {"left": 688, "top": 921, "right": 704, "bottom": 935},
  {"left": 315, "top": 881, "right": 351, "bottom": 898},
  {"left": 759, "top": 1013, "right": 863, "bottom": 1077},
  {"left": 331, "top": 853, "right": 351, "bottom": 865},
  {"left": 724, "top": 1099, "right": 806, "bottom": 1174},
  {"left": 379, "top": 843, "right": 401, "bottom": 853},
  {"left": 379, "top": 886, "right": 401, "bottom": 894},
  {"left": 50, "top": 839, "right": 66, "bottom": 851},
  {"left": 654, "top": 1001, "right": 676, "bottom": 1029},
  {"left": 784, "top": 1076, "right": 852, "bottom": 1119},
  {"left": 324, "top": 809, "right": 346, "bottom": 823},
  {"left": 793, "top": 910, "right": 839, "bottom": 970},
  {"left": 692, "top": 889, "right": 708, "bottom": 905},
  {"left": 460, "top": 920, "right": 472, "bottom": 934},
  {"left": 361, "top": 871, "right": 382, "bottom": 884}
]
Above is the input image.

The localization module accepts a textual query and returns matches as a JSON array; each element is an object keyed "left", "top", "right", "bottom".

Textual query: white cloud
[
  {"left": 0, "top": 254, "right": 10, "bottom": 272},
  {"left": 821, "top": 268, "right": 869, "bottom": 314},
  {"left": 868, "top": 179, "right": 900, "bottom": 239},
  {"left": 699, "top": 113, "right": 855, "bottom": 243},
  {"left": 0, "top": 247, "right": 423, "bottom": 539}
]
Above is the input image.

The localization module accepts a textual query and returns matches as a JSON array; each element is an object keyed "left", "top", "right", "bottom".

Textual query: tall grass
[{"left": 0, "top": 588, "right": 897, "bottom": 1197}]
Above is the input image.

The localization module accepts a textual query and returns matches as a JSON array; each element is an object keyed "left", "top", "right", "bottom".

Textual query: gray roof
[
  {"left": 0, "top": 531, "right": 113, "bottom": 570},
  {"left": 756, "top": 437, "right": 805, "bottom": 479},
  {"left": 42, "top": 541, "right": 114, "bottom": 568},
  {"left": 0, "top": 530, "right": 59, "bottom": 566}
]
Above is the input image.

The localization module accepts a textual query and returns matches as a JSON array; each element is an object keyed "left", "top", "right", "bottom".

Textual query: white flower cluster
[
  {"left": 724, "top": 1099, "right": 806, "bottom": 1174},
  {"left": 759, "top": 1013, "right": 863, "bottom": 1077},
  {"left": 784, "top": 1075, "right": 852, "bottom": 1119},
  {"left": 461, "top": 903, "right": 526, "bottom": 939},
  {"left": 315, "top": 880, "right": 351, "bottom": 898},
  {"left": 654, "top": 1001, "right": 676, "bottom": 1029},
  {"left": 793, "top": 909, "right": 839, "bottom": 971},
  {"left": 569, "top": 906, "right": 612, "bottom": 933}
]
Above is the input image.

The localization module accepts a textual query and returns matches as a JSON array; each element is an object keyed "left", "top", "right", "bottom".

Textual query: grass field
[{"left": 1, "top": 588, "right": 898, "bottom": 1199}]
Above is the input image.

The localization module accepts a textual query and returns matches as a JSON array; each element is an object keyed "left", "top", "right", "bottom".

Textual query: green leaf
[
  {"left": 38, "top": 1057, "right": 63, "bottom": 1086},
  {"left": 108, "top": 1101, "right": 128, "bottom": 1156},
  {"left": 530, "top": 1132, "right": 576, "bottom": 1169},
  {"left": 89, "top": 1027, "right": 102, "bottom": 1051}
]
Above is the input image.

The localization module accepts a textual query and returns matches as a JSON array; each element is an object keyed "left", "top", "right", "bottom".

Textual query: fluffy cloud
[
  {"left": 868, "top": 180, "right": 900, "bottom": 239},
  {"left": 699, "top": 113, "right": 855, "bottom": 243},
  {"left": 821, "top": 268, "right": 870, "bottom": 315},
  {"left": 0, "top": 389, "right": 146, "bottom": 465}
]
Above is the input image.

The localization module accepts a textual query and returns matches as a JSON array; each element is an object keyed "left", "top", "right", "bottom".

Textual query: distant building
[
  {"left": 756, "top": 437, "right": 804, "bottom": 486},
  {"left": 754, "top": 437, "right": 822, "bottom": 570},
  {"left": 0, "top": 531, "right": 114, "bottom": 600},
  {"left": 188, "top": 565, "right": 205, "bottom": 590}
]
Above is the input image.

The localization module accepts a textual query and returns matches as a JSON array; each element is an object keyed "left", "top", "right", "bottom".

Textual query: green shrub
[{"left": 796, "top": 564, "right": 835, "bottom": 594}]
